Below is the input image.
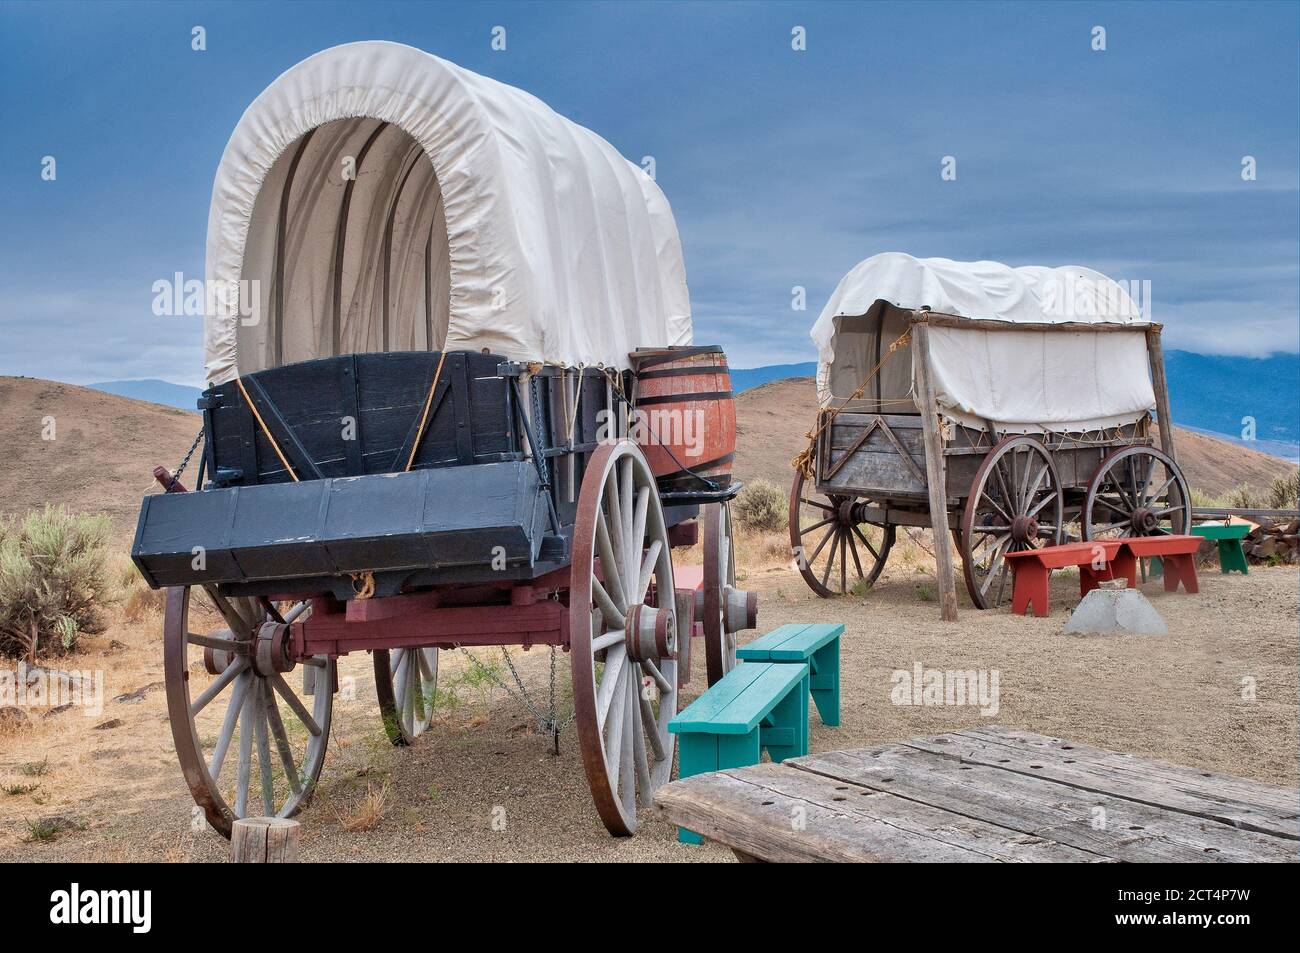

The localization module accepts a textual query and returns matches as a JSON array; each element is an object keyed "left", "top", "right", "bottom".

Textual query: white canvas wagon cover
[
  {"left": 811, "top": 253, "right": 1156, "bottom": 433},
  {"left": 203, "top": 41, "right": 691, "bottom": 385}
]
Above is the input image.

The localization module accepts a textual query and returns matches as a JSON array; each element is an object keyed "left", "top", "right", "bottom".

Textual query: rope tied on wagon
[{"left": 791, "top": 326, "right": 912, "bottom": 479}]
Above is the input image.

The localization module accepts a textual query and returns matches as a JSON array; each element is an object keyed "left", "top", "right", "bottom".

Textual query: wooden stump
[{"left": 231, "top": 817, "right": 300, "bottom": 863}]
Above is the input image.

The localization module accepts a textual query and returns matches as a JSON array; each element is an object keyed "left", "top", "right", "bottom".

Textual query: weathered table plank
[
  {"left": 653, "top": 727, "right": 1300, "bottom": 863},
  {"left": 905, "top": 727, "right": 1298, "bottom": 840},
  {"left": 790, "top": 746, "right": 1296, "bottom": 863},
  {"left": 654, "top": 762, "right": 1102, "bottom": 863}
]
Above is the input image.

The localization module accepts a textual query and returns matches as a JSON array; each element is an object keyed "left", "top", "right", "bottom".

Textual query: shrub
[
  {"left": 1189, "top": 487, "right": 1224, "bottom": 510},
  {"left": 0, "top": 506, "right": 112, "bottom": 661},
  {"left": 1267, "top": 468, "right": 1299, "bottom": 510},
  {"left": 1224, "top": 483, "right": 1260, "bottom": 510},
  {"left": 734, "top": 479, "right": 786, "bottom": 532},
  {"left": 115, "top": 557, "right": 164, "bottom": 622}
]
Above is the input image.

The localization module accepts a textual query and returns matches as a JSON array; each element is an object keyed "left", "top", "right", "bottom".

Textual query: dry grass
[{"left": 337, "top": 781, "right": 390, "bottom": 832}]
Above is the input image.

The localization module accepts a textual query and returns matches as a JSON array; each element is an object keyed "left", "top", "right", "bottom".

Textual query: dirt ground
[{"left": 1, "top": 542, "right": 1295, "bottom": 863}]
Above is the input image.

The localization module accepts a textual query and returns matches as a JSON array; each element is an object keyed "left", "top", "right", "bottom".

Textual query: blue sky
[{"left": 1, "top": 0, "right": 1297, "bottom": 386}]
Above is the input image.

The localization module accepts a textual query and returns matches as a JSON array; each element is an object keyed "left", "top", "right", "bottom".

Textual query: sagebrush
[
  {"left": 0, "top": 506, "right": 112, "bottom": 660},
  {"left": 1267, "top": 468, "right": 1299, "bottom": 510},
  {"left": 734, "top": 479, "right": 786, "bottom": 531}
]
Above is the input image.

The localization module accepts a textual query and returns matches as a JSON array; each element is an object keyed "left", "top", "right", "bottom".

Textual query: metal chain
[
  {"left": 458, "top": 645, "right": 574, "bottom": 754},
  {"left": 173, "top": 427, "right": 205, "bottom": 482}
]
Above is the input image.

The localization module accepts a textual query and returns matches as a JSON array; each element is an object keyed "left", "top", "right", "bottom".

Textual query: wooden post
[
  {"left": 910, "top": 322, "right": 958, "bottom": 622},
  {"left": 231, "top": 817, "right": 300, "bottom": 863},
  {"left": 1145, "top": 324, "right": 1177, "bottom": 462}
]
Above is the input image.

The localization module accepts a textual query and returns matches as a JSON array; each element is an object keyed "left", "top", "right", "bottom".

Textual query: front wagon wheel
[
  {"left": 163, "top": 586, "right": 333, "bottom": 838},
  {"left": 788, "top": 464, "right": 893, "bottom": 598}
]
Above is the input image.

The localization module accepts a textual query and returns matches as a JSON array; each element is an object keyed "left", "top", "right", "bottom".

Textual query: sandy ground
[{"left": 1, "top": 546, "right": 1295, "bottom": 863}]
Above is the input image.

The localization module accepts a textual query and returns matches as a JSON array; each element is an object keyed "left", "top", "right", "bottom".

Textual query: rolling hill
[
  {"left": 0, "top": 375, "right": 1292, "bottom": 550},
  {"left": 88, "top": 378, "right": 204, "bottom": 411},
  {"left": 0, "top": 377, "right": 203, "bottom": 543}
]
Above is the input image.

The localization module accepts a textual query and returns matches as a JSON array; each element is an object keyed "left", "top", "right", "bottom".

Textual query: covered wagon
[
  {"left": 132, "top": 42, "right": 755, "bottom": 837},
  {"left": 791, "top": 253, "right": 1188, "bottom": 619}
]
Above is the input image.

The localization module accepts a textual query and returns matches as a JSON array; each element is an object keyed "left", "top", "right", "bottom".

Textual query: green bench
[
  {"left": 668, "top": 661, "right": 809, "bottom": 844},
  {"left": 1192, "top": 523, "right": 1251, "bottom": 575},
  {"left": 737, "top": 622, "right": 844, "bottom": 727}
]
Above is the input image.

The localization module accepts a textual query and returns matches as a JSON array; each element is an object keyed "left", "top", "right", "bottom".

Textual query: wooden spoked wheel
[
  {"left": 960, "top": 435, "right": 1064, "bottom": 609},
  {"left": 1083, "top": 446, "right": 1190, "bottom": 541},
  {"left": 570, "top": 440, "right": 678, "bottom": 836},
  {"left": 702, "top": 501, "right": 738, "bottom": 685},
  {"left": 163, "top": 586, "right": 333, "bottom": 838},
  {"left": 788, "top": 465, "right": 894, "bottom": 598},
  {"left": 374, "top": 647, "right": 439, "bottom": 745}
]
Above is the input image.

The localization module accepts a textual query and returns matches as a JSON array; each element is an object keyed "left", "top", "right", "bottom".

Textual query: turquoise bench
[
  {"left": 737, "top": 622, "right": 844, "bottom": 727},
  {"left": 668, "top": 661, "right": 809, "bottom": 844}
]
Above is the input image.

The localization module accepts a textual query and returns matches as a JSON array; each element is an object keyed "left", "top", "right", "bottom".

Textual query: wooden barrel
[{"left": 630, "top": 346, "right": 736, "bottom": 494}]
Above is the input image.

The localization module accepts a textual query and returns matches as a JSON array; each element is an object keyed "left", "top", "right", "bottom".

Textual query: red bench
[
  {"left": 1121, "top": 534, "right": 1201, "bottom": 595},
  {"left": 1003, "top": 541, "right": 1131, "bottom": 618},
  {"left": 1003, "top": 535, "right": 1201, "bottom": 617}
]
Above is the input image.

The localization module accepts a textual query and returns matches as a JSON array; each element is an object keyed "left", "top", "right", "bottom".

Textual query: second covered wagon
[{"left": 791, "top": 253, "right": 1189, "bottom": 619}]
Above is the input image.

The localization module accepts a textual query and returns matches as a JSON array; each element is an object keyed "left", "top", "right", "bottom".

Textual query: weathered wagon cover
[
  {"left": 204, "top": 41, "right": 691, "bottom": 385},
  {"left": 812, "top": 253, "right": 1156, "bottom": 433}
]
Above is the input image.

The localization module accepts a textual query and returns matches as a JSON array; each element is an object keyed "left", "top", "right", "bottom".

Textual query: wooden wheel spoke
[
  {"left": 851, "top": 524, "right": 880, "bottom": 561},
  {"left": 595, "top": 647, "right": 628, "bottom": 732},
  {"left": 636, "top": 680, "right": 667, "bottom": 763},
  {"left": 591, "top": 576, "right": 623, "bottom": 629},
  {"left": 591, "top": 630, "right": 624, "bottom": 654},
  {"left": 820, "top": 530, "right": 840, "bottom": 588},
  {"left": 188, "top": 633, "right": 245, "bottom": 652},
  {"left": 263, "top": 681, "right": 302, "bottom": 795},
  {"left": 270, "top": 672, "right": 321, "bottom": 737},
  {"left": 595, "top": 511, "right": 627, "bottom": 611},
  {"left": 252, "top": 682, "right": 275, "bottom": 816},
  {"left": 807, "top": 523, "right": 837, "bottom": 565},
  {"left": 190, "top": 657, "right": 249, "bottom": 718},
  {"left": 235, "top": 688, "right": 254, "bottom": 817},
  {"left": 799, "top": 515, "right": 835, "bottom": 538},
  {"left": 208, "top": 671, "right": 250, "bottom": 781},
  {"left": 845, "top": 529, "right": 865, "bottom": 581},
  {"left": 637, "top": 539, "right": 662, "bottom": 605}
]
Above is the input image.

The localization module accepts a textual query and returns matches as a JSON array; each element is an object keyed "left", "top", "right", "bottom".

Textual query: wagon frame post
[
  {"left": 910, "top": 318, "right": 959, "bottom": 622},
  {"left": 1145, "top": 323, "right": 1177, "bottom": 463}
]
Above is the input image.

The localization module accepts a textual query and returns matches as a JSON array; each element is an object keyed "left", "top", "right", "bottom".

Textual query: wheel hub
[
  {"left": 1011, "top": 515, "right": 1040, "bottom": 544},
  {"left": 1129, "top": 507, "right": 1158, "bottom": 534},
  {"left": 252, "top": 621, "right": 295, "bottom": 677},
  {"left": 624, "top": 603, "right": 676, "bottom": 662}
]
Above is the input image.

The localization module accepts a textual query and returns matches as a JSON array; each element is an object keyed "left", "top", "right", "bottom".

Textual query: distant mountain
[
  {"left": 88, "top": 379, "right": 203, "bottom": 412},
  {"left": 729, "top": 362, "right": 817, "bottom": 393},
  {"left": 1162, "top": 351, "right": 1298, "bottom": 459},
  {"left": 728, "top": 349, "right": 1299, "bottom": 461}
]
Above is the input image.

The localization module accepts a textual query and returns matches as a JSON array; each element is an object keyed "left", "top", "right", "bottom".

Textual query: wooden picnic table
[{"left": 654, "top": 726, "right": 1299, "bottom": 862}]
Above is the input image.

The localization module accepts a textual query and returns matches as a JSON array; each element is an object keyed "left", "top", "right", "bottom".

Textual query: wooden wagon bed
[{"left": 654, "top": 726, "right": 1299, "bottom": 862}]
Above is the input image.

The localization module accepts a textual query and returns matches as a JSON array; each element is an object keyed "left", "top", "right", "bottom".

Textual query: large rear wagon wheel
[
  {"left": 164, "top": 587, "right": 333, "bottom": 838},
  {"left": 570, "top": 440, "right": 678, "bottom": 836},
  {"left": 788, "top": 465, "right": 894, "bottom": 598},
  {"left": 960, "top": 435, "right": 1064, "bottom": 610},
  {"left": 374, "top": 647, "right": 439, "bottom": 745},
  {"left": 1082, "top": 446, "right": 1191, "bottom": 541}
]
